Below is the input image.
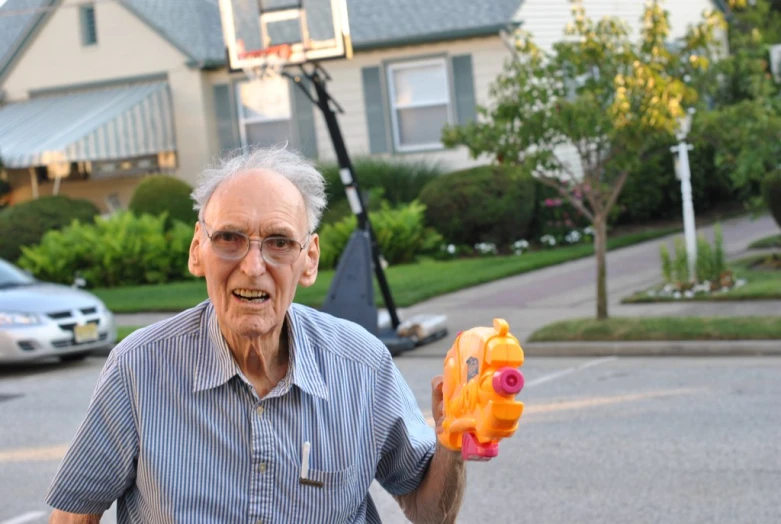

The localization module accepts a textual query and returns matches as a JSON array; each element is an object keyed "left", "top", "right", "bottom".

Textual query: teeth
[{"left": 234, "top": 289, "right": 269, "bottom": 299}]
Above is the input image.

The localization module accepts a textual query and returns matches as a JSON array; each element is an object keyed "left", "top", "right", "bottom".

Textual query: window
[
  {"left": 236, "top": 76, "right": 293, "bottom": 148},
  {"left": 386, "top": 58, "right": 452, "bottom": 152},
  {"left": 80, "top": 5, "right": 97, "bottom": 46}
]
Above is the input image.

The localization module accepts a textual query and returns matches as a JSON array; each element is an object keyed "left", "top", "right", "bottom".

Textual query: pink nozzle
[{"left": 492, "top": 367, "right": 524, "bottom": 395}]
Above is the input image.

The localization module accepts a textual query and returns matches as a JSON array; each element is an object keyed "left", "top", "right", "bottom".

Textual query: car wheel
[{"left": 59, "top": 351, "right": 92, "bottom": 363}]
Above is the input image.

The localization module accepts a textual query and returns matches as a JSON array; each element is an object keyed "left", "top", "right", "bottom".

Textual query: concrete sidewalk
[{"left": 113, "top": 214, "right": 781, "bottom": 357}]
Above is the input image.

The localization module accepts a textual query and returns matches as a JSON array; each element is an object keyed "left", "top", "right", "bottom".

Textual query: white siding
[
  {"left": 310, "top": 36, "right": 511, "bottom": 171},
  {"left": 513, "top": 0, "right": 718, "bottom": 51}
]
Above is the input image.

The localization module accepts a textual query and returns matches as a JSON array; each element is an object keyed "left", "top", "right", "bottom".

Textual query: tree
[
  {"left": 706, "top": 0, "right": 781, "bottom": 106},
  {"left": 692, "top": 0, "right": 781, "bottom": 210},
  {"left": 442, "top": 0, "right": 725, "bottom": 320}
]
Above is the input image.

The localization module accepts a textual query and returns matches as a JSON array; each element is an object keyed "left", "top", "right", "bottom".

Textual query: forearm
[
  {"left": 397, "top": 443, "right": 466, "bottom": 524},
  {"left": 49, "top": 510, "right": 101, "bottom": 523}
]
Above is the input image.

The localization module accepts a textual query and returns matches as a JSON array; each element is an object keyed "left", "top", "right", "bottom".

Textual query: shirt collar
[
  {"left": 193, "top": 303, "right": 241, "bottom": 393},
  {"left": 286, "top": 305, "right": 328, "bottom": 401},
  {"left": 193, "top": 302, "right": 328, "bottom": 401}
]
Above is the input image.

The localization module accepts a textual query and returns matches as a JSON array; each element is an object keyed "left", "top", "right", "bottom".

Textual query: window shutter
[
  {"left": 290, "top": 78, "right": 318, "bottom": 159},
  {"left": 451, "top": 54, "right": 476, "bottom": 125},
  {"left": 212, "top": 84, "right": 240, "bottom": 152},
  {"left": 361, "top": 66, "right": 389, "bottom": 154}
]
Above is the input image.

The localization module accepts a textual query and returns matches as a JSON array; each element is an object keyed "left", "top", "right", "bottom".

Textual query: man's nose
[{"left": 240, "top": 240, "right": 267, "bottom": 275}]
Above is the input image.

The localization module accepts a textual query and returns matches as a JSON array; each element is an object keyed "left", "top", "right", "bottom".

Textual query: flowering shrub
[
  {"left": 540, "top": 235, "right": 557, "bottom": 248},
  {"left": 512, "top": 239, "right": 530, "bottom": 255},
  {"left": 474, "top": 242, "right": 498, "bottom": 256},
  {"left": 565, "top": 230, "right": 582, "bottom": 244},
  {"left": 530, "top": 182, "right": 591, "bottom": 245}
]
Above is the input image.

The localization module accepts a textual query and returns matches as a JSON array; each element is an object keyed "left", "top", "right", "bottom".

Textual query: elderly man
[{"left": 45, "top": 147, "right": 465, "bottom": 523}]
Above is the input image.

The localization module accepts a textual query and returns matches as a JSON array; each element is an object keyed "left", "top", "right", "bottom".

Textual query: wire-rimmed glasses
[{"left": 200, "top": 221, "right": 310, "bottom": 265}]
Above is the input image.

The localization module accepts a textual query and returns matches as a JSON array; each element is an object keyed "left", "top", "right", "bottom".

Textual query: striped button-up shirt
[{"left": 45, "top": 301, "right": 436, "bottom": 523}]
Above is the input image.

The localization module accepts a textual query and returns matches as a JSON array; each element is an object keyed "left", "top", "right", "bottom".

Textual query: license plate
[{"left": 74, "top": 323, "right": 99, "bottom": 344}]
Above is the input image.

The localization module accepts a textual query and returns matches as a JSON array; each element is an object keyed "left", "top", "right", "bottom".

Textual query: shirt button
[
  {"left": 256, "top": 406, "right": 264, "bottom": 416},
  {"left": 258, "top": 462, "right": 267, "bottom": 473}
]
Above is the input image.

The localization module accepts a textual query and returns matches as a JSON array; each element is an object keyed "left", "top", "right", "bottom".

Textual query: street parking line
[
  {"left": 0, "top": 511, "right": 46, "bottom": 524},
  {"left": 524, "top": 356, "right": 618, "bottom": 388}
]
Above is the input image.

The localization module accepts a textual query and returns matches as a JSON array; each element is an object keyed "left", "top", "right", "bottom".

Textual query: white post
[
  {"left": 52, "top": 175, "right": 62, "bottom": 196},
  {"left": 677, "top": 141, "right": 697, "bottom": 282},
  {"left": 671, "top": 108, "right": 698, "bottom": 283},
  {"left": 28, "top": 167, "right": 39, "bottom": 199}
]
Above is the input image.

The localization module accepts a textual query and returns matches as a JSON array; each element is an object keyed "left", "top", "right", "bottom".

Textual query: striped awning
[{"left": 0, "top": 82, "right": 176, "bottom": 168}]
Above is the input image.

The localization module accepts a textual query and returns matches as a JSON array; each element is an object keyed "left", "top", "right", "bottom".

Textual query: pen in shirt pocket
[{"left": 299, "top": 440, "right": 324, "bottom": 488}]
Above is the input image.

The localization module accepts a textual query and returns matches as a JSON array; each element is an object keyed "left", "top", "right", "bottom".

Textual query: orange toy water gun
[{"left": 438, "top": 318, "right": 525, "bottom": 460}]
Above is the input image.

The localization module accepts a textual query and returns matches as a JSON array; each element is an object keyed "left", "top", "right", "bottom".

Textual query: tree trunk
[{"left": 594, "top": 215, "right": 608, "bottom": 320}]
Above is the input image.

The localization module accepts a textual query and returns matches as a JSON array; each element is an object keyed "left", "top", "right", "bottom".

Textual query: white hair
[{"left": 191, "top": 146, "right": 328, "bottom": 232}]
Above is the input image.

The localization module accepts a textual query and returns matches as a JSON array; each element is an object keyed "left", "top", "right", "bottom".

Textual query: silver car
[{"left": 0, "top": 258, "right": 117, "bottom": 363}]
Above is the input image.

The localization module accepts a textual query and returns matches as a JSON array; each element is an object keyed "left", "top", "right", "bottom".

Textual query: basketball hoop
[{"left": 240, "top": 43, "right": 293, "bottom": 81}]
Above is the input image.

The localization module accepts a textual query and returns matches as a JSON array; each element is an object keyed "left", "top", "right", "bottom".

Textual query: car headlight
[{"left": 0, "top": 312, "right": 43, "bottom": 327}]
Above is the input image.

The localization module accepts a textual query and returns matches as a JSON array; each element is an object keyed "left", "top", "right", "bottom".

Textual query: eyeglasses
[{"left": 200, "top": 221, "right": 310, "bottom": 265}]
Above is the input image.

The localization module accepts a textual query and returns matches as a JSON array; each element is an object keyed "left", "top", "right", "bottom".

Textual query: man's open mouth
[{"left": 233, "top": 289, "right": 270, "bottom": 302}]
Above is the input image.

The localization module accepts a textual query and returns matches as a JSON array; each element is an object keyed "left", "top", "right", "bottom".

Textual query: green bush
[
  {"left": 762, "top": 169, "right": 781, "bottom": 229},
  {"left": 660, "top": 244, "right": 672, "bottom": 283},
  {"left": 418, "top": 165, "right": 535, "bottom": 248},
  {"left": 528, "top": 181, "right": 591, "bottom": 242},
  {"left": 0, "top": 178, "right": 10, "bottom": 209},
  {"left": 319, "top": 157, "right": 442, "bottom": 224},
  {"left": 613, "top": 134, "right": 738, "bottom": 226},
  {"left": 128, "top": 175, "right": 197, "bottom": 228},
  {"left": 18, "top": 212, "right": 194, "bottom": 287},
  {"left": 318, "top": 200, "right": 443, "bottom": 269},
  {"left": 0, "top": 196, "right": 100, "bottom": 262}
]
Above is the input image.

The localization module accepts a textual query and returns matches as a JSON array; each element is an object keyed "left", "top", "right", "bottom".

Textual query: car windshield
[{"left": 0, "top": 259, "right": 36, "bottom": 288}]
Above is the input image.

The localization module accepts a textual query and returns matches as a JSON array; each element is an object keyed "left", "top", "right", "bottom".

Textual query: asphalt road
[{"left": 1, "top": 353, "right": 780, "bottom": 523}]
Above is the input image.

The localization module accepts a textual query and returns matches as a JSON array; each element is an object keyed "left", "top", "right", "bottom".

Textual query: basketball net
[{"left": 239, "top": 43, "right": 293, "bottom": 82}]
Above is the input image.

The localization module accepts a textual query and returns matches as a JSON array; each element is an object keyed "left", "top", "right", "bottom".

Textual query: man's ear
[
  {"left": 299, "top": 233, "right": 320, "bottom": 288},
  {"left": 188, "top": 222, "right": 205, "bottom": 277}
]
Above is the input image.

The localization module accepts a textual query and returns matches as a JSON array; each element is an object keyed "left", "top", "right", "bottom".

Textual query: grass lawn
[
  {"left": 622, "top": 255, "right": 781, "bottom": 303},
  {"left": 116, "top": 326, "right": 139, "bottom": 342},
  {"left": 94, "top": 227, "right": 679, "bottom": 313},
  {"left": 748, "top": 234, "right": 781, "bottom": 249},
  {"left": 528, "top": 316, "right": 781, "bottom": 342}
]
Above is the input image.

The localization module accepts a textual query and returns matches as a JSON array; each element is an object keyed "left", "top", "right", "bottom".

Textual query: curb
[{"left": 523, "top": 340, "right": 781, "bottom": 357}]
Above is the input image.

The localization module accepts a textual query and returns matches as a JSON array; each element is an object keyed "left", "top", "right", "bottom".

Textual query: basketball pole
[{"left": 289, "top": 65, "right": 402, "bottom": 330}]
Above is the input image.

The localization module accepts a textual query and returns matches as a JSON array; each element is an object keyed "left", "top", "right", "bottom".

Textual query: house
[{"left": 0, "top": 0, "right": 724, "bottom": 212}]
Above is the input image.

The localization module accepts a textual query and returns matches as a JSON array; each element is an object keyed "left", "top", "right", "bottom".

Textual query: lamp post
[{"left": 671, "top": 108, "right": 697, "bottom": 283}]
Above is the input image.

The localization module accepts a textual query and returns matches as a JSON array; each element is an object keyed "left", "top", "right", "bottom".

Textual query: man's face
[{"left": 188, "top": 169, "right": 319, "bottom": 341}]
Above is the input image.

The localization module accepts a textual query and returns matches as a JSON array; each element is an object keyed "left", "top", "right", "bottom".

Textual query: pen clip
[
  {"left": 299, "top": 441, "right": 324, "bottom": 487},
  {"left": 300, "top": 441, "right": 310, "bottom": 480}
]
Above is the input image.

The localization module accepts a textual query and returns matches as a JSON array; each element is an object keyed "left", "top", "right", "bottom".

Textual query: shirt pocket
[{"left": 293, "top": 464, "right": 362, "bottom": 522}]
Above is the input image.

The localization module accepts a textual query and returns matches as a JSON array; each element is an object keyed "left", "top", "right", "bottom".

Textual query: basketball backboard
[{"left": 219, "top": 0, "right": 352, "bottom": 73}]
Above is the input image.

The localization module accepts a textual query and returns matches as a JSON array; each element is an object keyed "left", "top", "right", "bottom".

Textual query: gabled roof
[
  {"left": 118, "top": 0, "right": 226, "bottom": 67},
  {"left": 348, "top": 0, "right": 523, "bottom": 50},
  {"left": 0, "top": 0, "right": 57, "bottom": 85},
  {"left": 0, "top": 0, "right": 525, "bottom": 78}
]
